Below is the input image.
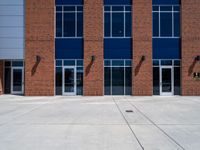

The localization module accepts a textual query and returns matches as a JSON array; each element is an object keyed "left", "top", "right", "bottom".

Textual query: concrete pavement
[{"left": 0, "top": 95, "right": 199, "bottom": 150}]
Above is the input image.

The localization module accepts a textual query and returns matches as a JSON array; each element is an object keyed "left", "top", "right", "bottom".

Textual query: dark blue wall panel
[
  {"left": 153, "top": 0, "right": 180, "bottom": 5},
  {"left": 104, "top": 39, "right": 132, "bottom": 59},
  {"left": 56, "top": 0, "right": 83, "bottom": 5},
  {"left": 56, "top": 39, "right": 83, "bottom": 59},
  {"left": 153, "top": 38, "right": 181, "bottom": 59},
  {"left": 104, "top": 0, "right": 132, "bottom": 5}
]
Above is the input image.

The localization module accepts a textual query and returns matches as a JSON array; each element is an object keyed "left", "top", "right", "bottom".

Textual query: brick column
[
  {"left": 0, "top": 61, "right": 3, "bottom": 95},
  {"left": 182, "top": 0, "right": 200, "bottom": 96},
  {"left": 132, "top": 0, "right": 153, "bottom": 96},
  {"left": 25, "top": 0, "right": 55, "bottom": 96},
  {"left": 83, "top": 0, "right": 104, "bottom": 96}
]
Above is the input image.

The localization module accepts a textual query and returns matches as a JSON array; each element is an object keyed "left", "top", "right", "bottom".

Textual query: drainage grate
[{"left": 125, "top": 110, "right": 134, "bottom": 113}]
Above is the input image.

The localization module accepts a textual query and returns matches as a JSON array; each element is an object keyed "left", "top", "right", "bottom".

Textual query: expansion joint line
[
  {"left": 112, "top": 97, "right": 144, "bottom": 150},
  {"left": 125, "top": 97, "right": 185, "bottom": 150}
]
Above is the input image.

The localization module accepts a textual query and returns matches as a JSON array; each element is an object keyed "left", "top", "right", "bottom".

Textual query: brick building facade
[{"left": 0, "top": 0, "right": 199, "bottom": 96}]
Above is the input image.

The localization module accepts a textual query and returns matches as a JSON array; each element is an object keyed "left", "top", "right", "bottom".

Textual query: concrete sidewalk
[{"left": 0, "top": 96, "right": 199, "bottom": 150}]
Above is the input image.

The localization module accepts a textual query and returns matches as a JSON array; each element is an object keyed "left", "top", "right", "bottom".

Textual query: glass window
[
  {"left": 4, "top": 68, "right": 11, "bottom": 94},
  {"left": 153, "top": 12, "right": 159, "bottom": 37},
  {"left": 104, "top": 67, "right": 111, "bottom": 95},
  {"left": 160, "top": 13, "right": 172, "bottom": 37},
  {"left": 161, "top": 60, "right": 172, "bottom": 66},
  {"left": 160, "top": 6, "right": 172, "bottom": 11},
  {"left": 104, "top": 6, "right": 132, "bottom": 38},
  {"left": 56, "top": 60, "right": 62, "bottom": 66},
  {"left": 125, "top": 12, "right": 132, "bottom": 37},
  {"left": 56, "top": 12, "right": 62, "bottom": 37},
  {"left": 112, "top": 6, "right": 124, "bottom": 11},
  {"left": 77, "top": 60, "right": 83, "bottom": 66},
  {"left": 64, "top": 60, "right": 75, "bottom": 66},
  {"left": 56, "top": 67, "right": 62, "bottom": 95},
  {"left": 12, "top": 61, "right": 23, "bottom": 67},
  {"left": 5, "top": 61, "right": 11, "bottom": 67},
  {"left": 77, "top": 12, "right": 83, "bottom": 37},
  {"left": 56, "top": 6, "right": 83, "bottom": 38},
  {"left": 104, "top": 13, "right": 111, "bottom": 37},
  {"left": 112, "top": 67, "right": 124, "bottom": 95},
  {"left": 64, "top": 6, "right": 75, "bottom": 11},
  {"left": 112, "top": 13, "right": 124, "bottom": 37},
  {"left": 64, "top": 13, "right": 75, "bottom": 37},
  {"left": 77, "top": 67, "right": 83, "bottom": 95},
  {"left": 174, "top": 67, "right": 181, "bottom": 95},
  {"left": 153, "top": 5, "right": 180, "bottom": 38},
  {"left": 174, "top": 12, "right": 180, "bottom": 37},
  {"left": 153, "top": 67, "right": 160, "bottom": 95},
  {"left": 112, "top": 60, "right": 124, "bottom": 66},
  {"left": 125, "top": 67, "right": 132, "bottom": 95},
  {"left": 153, "top": 60, "right": 159, "bottom": 66}
]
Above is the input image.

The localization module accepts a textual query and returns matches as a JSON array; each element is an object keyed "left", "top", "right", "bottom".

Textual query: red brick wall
[
  {"left": 182, "top": 0, "right": 200, "bottom": 96},
  {"left": 25, "top": 0, "right": 55, "bottom": 96},
  {"left": 132, "top": 0, "right": 153, "bottom": 96},
  {"left": 83, "top": 0, "right": 104, "bottom": 96},
  {"left": 0, "top": 61, "right": 3, "bottom": 95}
]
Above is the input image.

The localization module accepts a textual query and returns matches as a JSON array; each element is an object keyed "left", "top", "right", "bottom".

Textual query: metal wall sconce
[
  {"left": 36, "top": 55, "right": 41, "bottom": 63},
  {"left": 141, "top": 55, "right": 146, "bottom": 61},
  {"left": 195, "top": 56, "right": 200, "bottom": 61},
  {"left": 91, "top": 55, "right": 96, "bottom": 62},
  {"left": 193, "top": 72, "right": 200, "bottom": 79}
]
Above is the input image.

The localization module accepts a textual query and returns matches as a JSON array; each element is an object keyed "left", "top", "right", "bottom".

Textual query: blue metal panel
[
  {"left": 153, "top": 0, "right": 180, "bottom": 5},
  {"left": 56, "top": 39, "right": 83, "bottom": 59},
  {"left": 56, "top": 0, "right": 83, "bottom": 5},
  {"left": 104, "top": 0, "right": 132, "bottom": 5},
  {"left": 104, "top": 39, "right": 132, "bottom": 59},
  {"left": 153, "top": 38, "right": 181, "bottom": 59}
]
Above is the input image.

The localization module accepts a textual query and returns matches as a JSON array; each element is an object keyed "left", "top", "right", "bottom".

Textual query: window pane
[
  {"left": 125, "top": 67, "right": 132, "bottom": 95},
  {"left": 104, "top": 60, "right": 111, "bottom": 66},
  {"left": 104, "top": 67, "right": 111, "bottom": 95},
  {"left": 64, "top": 6, "right": 75, "bottom": 11},
  {"left": 56, "top": 60, "right": 62, "bottom": 66},
  {"left": 153, "top": 12, "right": 159, "bottom": 37},
  {"left": 160, "top": 6, "right": 172, "bottom": 11},
  {"left": 112, "top": 60, "right": 124, "bottom": 66},
  {"left": 104, "top": 13, "right": 111, "bottom": 37},
  {"left": 77, "top": 6, "right": 83, "bottom": 11},
  {"left": 160, "top": 13, "right": 172, "bottom": 37},
  {"left": 77, "top": 12, "right": 83, "bottom": 37},
  {"left": 174, "top": 67, "right": 181, "bottom": 95},
  {"left": 77, "top": 67, "right": 83, "bottom": 95},
  {"left": 125, "top": 6, "right": 131, "bottom": 11},
  {"left": 153, "top": 60, "right": 159, "bottom": 66},
  {"left": 174, "top": 6, "right": 180, "bottom": 11},
  {"left": 56, "top": 67, "right": 62, "bottom": 95},
  {"left": 104, "top": 6, "right": 110, "bottom": 11},
  {"left": 161, "top": 60, "right": 172, "bottom": 66},
  {"left": 174, "top": 12, "right": 180, "bottom": 37},
  {"left": 112, "top": 13, "right": 124, "bottom": 37},
  {"left": 112, "top": 67, "right": 124, "bottom": 95},
  {"left": 112, "top": 6, "right": 124, "bottom": 11},
  {"left": 64, "top": 13, "right": 75, "bottom": 37},
  {"left": 153, "top": 67, "right": 160, "bottom": 95},
  {"left": 64, "top": 60, "right": 75, "bottom": 66},
  {"left": 77, "top": 60, "right": 83, "bottom": 66},
  {"left": 56, "top": 12, "right": 62, "bottom": 37},
  {"left": 125, "top": 12, "right": 132, "bottom": 37},
  {"left": 153, "top": 6, "right": 159, "bottom": 11},
  {"left": 56, "top": 6, "right": 62, "bottom": 11},
  {"left": 12, "top": 61, "right": 23, "bottom": 67},
  {"left": 4, "top": 68, "right": 11, "bottom": 94}
]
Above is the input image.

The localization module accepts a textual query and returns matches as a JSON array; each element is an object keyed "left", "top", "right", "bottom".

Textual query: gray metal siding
[{"left": 0, "top": 0, "right": 24, "bottom": 59}]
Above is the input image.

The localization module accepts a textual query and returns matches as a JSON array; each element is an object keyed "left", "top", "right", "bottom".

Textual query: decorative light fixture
[
  {"left": 141, "top": 55, "right": 146, "bottom": 61},
  {"left": 195, "top": 56, "right": 200, "bottom": 61},
  {"left": 91, "top": 55, "right": 96, "bottom": 62},
  {"left": 36, "top": 55, "right": 41, "bottom": 63}
]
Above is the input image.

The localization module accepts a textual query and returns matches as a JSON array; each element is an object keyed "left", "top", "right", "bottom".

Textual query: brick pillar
[
  {"left": 0, "top": 61, "right": 3, "bottom": 95},
  {"left": 182, "top": 0, "right": 200, "bottom": 96},
  {"left": 25, "top": 0, "right": 55, "bottom": 96},
  {"left": 83, "top": 0, "right": 104, "bottom": 96},
  {"left": 132, "top": 0, "right": 153, "bottom": 96}
]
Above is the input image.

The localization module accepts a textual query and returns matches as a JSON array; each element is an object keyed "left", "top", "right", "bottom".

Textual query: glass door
[
  {"left": 62, "top": 67, "right": 76, "bottom": 95},
  {"left": 11, "top": 67, "right": 24, "bottom": 94},
  {"left": 160, "top": 67, "right": 174, "bottom": 96}
]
